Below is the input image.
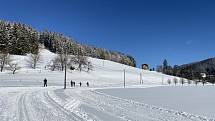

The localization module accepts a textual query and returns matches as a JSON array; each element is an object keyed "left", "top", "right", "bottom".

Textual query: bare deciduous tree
[
  {"left": 194, "top": 80, "right": 198, "bottom": 85},
  {"left": 8, "top": 62, "right": 21, "bottom": 74},
  {"left": 202, "top": 79, "right": 206, "bottom": 86},
  {"left": 167, "top": 79, "right": 171, "bottom": 85},
  {"left": 48, "top": 58, "right": 61, "bottom": 71},
  {"left": 70, "top": 55, "right": 88, "bottom": 72},
  {"left": 55, "top": 53, "right": 67, "bottom": 71},
  {"left": 180, "top": 78, "right": 185, "bottom": 86},
  {"left": 0, "top": 53, "right": 10, "bottom": 72},
  {"left": 87, "top": 61, "right": 93, "bottom": 72},
  {"left": 27, "top": 52, "right": 41, "bottom": 69},
  {"left": 48, "top": 53, "right": 71, "bottom": 71},
  {"left": 173, "top": 78, "right": 178, "bottom": 85},
  {"left": 187, "top": 80, "right": 192, "bottom": 85}
]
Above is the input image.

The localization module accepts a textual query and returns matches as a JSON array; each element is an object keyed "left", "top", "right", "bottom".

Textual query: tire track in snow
[{"left": 43, "top": 91, "right": 85, "bottom": 121}]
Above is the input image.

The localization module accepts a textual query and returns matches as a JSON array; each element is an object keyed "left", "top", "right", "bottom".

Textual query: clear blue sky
[{"left": 1, "top": 0, "right": 215, "bottom": 68}]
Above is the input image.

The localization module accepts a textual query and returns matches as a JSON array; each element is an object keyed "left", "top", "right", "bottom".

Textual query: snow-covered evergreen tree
[{"left": 0, "top": 20, "right": 137, "bottom": 67}]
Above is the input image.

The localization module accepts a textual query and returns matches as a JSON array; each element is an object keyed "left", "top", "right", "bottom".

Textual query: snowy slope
[
  {"left": 0, "top": 49, "right": 176, "bottom": 87},
  {"left": 0, "top": 49, "right": 214, "bottom": 121}
]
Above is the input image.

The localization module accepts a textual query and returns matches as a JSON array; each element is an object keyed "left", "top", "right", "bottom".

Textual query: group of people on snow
[
  {"left": 43, "top": 78, "right": 90, "bottom": 88},
  {"left": 70, "top": 80, "right": 89, "bottom": 87}
]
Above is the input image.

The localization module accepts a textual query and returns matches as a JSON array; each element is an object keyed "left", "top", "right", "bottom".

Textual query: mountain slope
[{"left": 179, "top": 57, "right": 215, "bottom": 74}]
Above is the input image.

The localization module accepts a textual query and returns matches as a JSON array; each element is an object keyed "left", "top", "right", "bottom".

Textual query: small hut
[{"left": 142, "top": 64, "right": 149, "bottom": 70}]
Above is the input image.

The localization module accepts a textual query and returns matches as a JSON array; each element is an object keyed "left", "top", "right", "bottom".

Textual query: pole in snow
[
  {"left": 64, "top": 51, "right": 67, "bottom": 89},
  {"left": 64, "top": 61, "right": 67, "bottom": 89},
  {"left": 140, "top": 73, "right": 142, "bottom": 84},
  {"left": 124, "top": 69, "right": 126, "bottom": 88},
  {"left": 162, "top": 74, "right": 164, "bottom": 85}
]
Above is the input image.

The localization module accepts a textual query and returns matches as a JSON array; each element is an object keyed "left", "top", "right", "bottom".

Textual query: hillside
[
  {"left": 180, "top": 57, "right": 215, "bottom": 72},
  {"left": 0, "top": 49, "right": 176, "bottom": 87},
  {"left": 170, "top": 57, "right": 215, "bottom": 82},
  {"left": 0, "top": 20, "right": 136, "bottom": 67},
  {"left": 0, "top": 49, "right": 214, "bottom": 121}
]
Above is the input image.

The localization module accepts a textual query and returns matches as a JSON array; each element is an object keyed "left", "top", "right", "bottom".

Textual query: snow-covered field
[
  {"left": 0, "top": 49, "right": 214, "bottom": 121},
  {"left": 0, "top": 49, "right": 176, "bottom": 87},
  {"left": 97, "top": 86, "right": 215, "bottom": 119}
]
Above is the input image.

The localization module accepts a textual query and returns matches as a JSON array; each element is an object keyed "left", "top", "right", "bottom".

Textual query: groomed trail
[{"left": 0, "top": 86, "right": 214, "bottom": 121}]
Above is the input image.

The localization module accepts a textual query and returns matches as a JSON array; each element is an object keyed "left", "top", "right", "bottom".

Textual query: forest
[{"left": 0, "top": 20, "right": 136, "bottom": 67}]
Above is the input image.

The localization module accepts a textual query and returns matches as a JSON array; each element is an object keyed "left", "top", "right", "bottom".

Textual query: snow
[
  {"left": 97, "top": 86, "right": 215, "bottom": 119},
  {"left": 0, "top": 49, "right": 214, "bottom": 121},
  {"left": 0, "top": 49, "right": 177, "bottom": 87}
]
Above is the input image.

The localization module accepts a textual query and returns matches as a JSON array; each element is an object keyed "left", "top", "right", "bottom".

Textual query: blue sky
[{"left": 1, "top": 0, "right": 215, "bottom": 68}]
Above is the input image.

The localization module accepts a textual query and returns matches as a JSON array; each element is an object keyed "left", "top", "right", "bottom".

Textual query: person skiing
[
  {"left": 73, "top": 81, "right": 76, "bottom": 87},
  {"left": 70, "top": 80, "right": 73, "bottom": 87},
  {"left": 86, "top": 82, "right": 89, "bottom": 87},
  {"left": 44, "top": 78, "right": 47, "bottom": 87},
  {"left": 79, "top": 82, "right": 82, "bottom": 87}
]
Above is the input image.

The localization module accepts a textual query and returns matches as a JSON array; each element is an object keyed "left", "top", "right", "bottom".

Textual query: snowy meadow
[{"left": 0, "top": 49, "right": 214, "bottom": 121}]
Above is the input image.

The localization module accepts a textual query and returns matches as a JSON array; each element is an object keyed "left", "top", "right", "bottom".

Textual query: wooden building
[{"left": 142, "top": 64, "right": 149, "bottom": 70}]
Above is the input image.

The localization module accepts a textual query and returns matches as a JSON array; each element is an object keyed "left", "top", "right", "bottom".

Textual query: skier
[
  {"left": 79, "top": 82, "right": 82, "bottom": 87},
  {"left": 73, "top": 81, "right": 76, "bottom": 87},
  {"left": 86, "top": 82, "right": 89, "bottom": 87},
  {"left": 43, "top": 78, "right": 47, "bottom": 87},
  {"left": 70, "top": 80, "right": 73, "bottom": 87}
]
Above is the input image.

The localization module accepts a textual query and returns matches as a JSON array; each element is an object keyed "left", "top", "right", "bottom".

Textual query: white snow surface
[
  {"left": 0, "top": 49, "right": 214, "bottom": 121},
  {"left": 0, "top": 49, "right": 176, "bottom": 87},
  {"left": 97, "top": 86, "right": 215, "bottom": 119}
]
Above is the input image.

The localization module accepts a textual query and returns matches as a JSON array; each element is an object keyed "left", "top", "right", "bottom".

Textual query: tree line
[
  {"left": 157, "top": 59, "right": 215, "bottom": 84},
  {"left": 0, "top": 20, "right": 136, "bottom": 67}
]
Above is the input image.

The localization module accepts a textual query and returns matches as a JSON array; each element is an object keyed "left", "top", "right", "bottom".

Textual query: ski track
[
  {"left": 58, "top": 88, "right": 215, "bottom": 121},
  {"left": 90, "top": 90, "right": 214, "bottom": 121},
  {"left": 18, "top": 93, "right": 30, "bottom": 121},
  {"left": 43, "top": 91, "right": 84, "bottom": 121},
  {"left": 0, "top": 94, "right": 9, "bottom": 121},
  {"left": 0, "top": 87, "right": 86, "bottom": 121},
  {"left": 0, "top": 87, "right": 215, "bottom": 121}
]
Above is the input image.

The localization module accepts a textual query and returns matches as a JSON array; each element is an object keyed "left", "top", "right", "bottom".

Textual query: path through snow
[{"left": 0, "top": 86, "right": 213, "bottom": 121}]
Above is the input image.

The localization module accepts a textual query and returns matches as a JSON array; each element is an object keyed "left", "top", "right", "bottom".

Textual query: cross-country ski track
[{"left": 0, "top": 87, "right": 214, "bottom": 121}]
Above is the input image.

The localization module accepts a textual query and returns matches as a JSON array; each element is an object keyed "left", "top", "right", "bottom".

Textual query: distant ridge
[{"left": 179, "top": 57, "right": 215, "bottom": 73}]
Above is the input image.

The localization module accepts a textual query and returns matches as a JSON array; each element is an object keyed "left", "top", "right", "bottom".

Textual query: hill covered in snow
[
  {"left": 0, "top": 20, "right": 136, "bottom": 67},
  {"left": 0, "top": 49, "right": 177, "bottom": 87}
]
